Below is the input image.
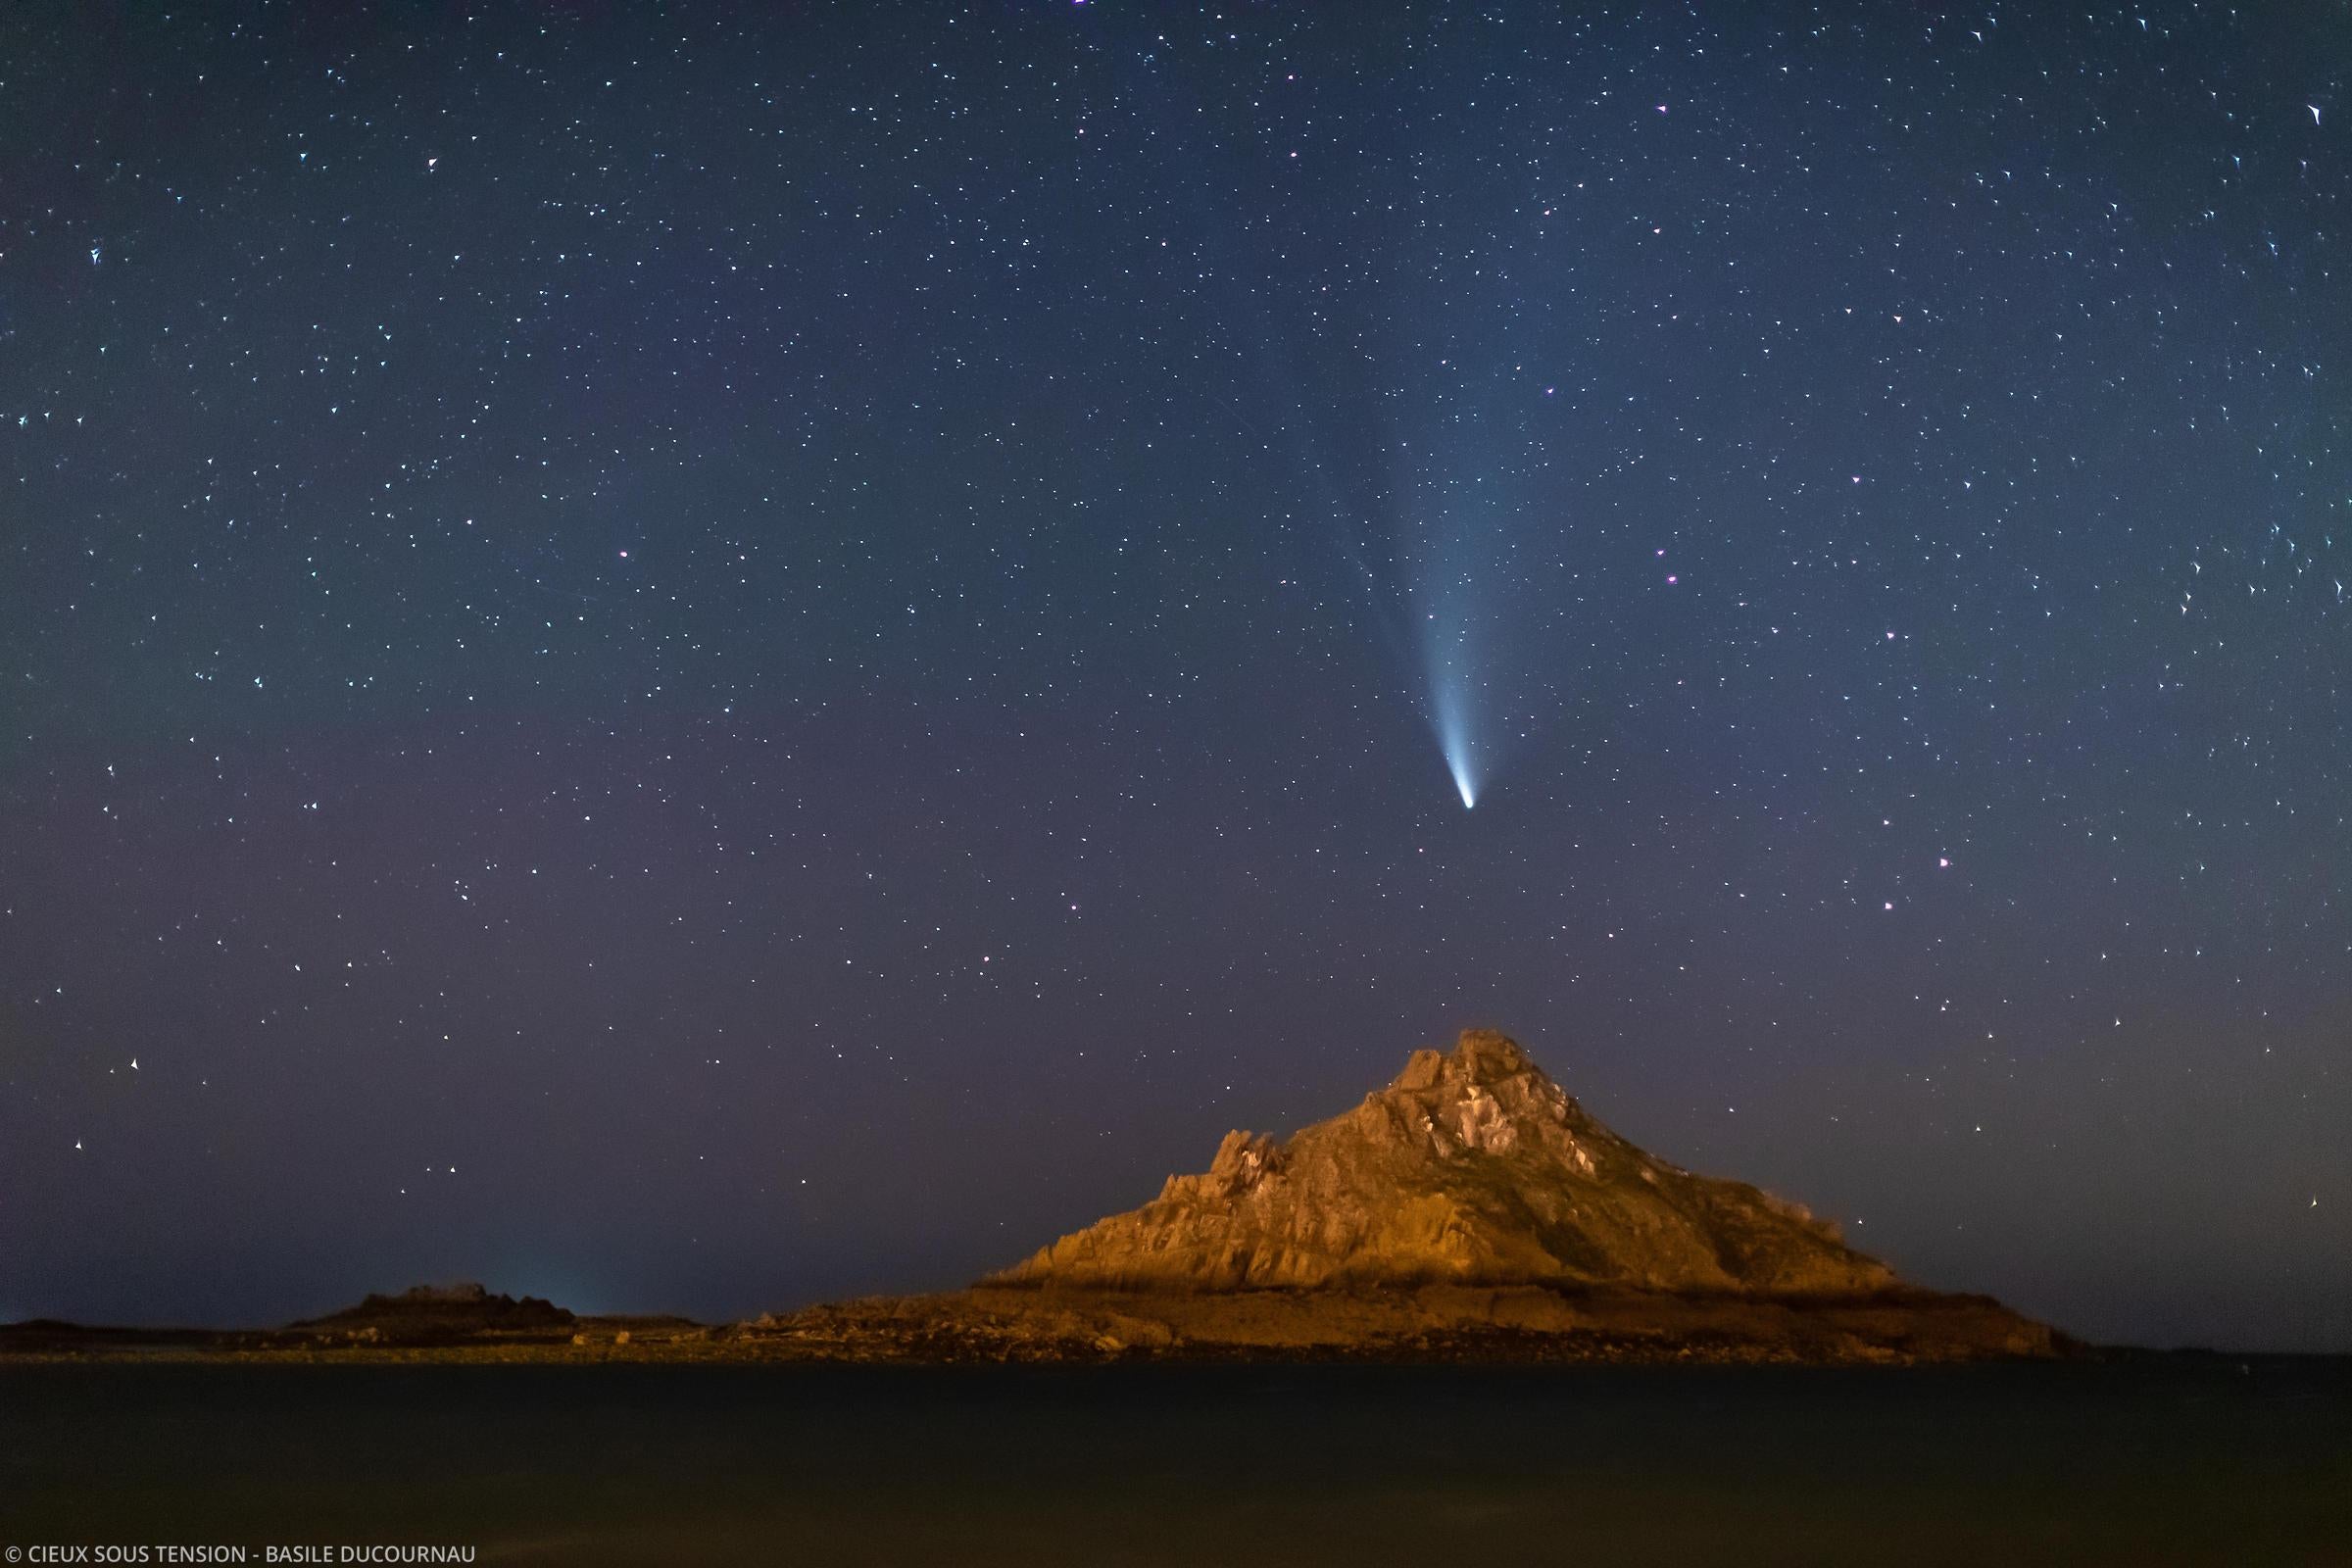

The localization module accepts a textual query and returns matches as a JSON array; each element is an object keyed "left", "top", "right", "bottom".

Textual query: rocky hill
[
  {"left": 992, "top": 1029, "right": 1893, "bottom": 1296},
  {"left": 729, "top": 1029, "right": 2051, "bottom": 1365}
]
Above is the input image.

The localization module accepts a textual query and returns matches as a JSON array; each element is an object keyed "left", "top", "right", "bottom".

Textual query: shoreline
[{"left": 1, "top": 1282, "right": 2071, "bottom": 1367}]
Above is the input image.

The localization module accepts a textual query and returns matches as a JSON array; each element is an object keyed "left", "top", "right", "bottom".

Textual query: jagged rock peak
[
  {"left": 990, "top": 1028, "right": 1895, "bottom": 1297},
  {"left": 1392, "top": 1027, "right": 1532, "bottom": 1092}
]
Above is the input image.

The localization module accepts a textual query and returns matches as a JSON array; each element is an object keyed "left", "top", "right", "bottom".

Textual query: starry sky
[{"left": 3, "top": 3, "right": 2346, "bottom": 1352}]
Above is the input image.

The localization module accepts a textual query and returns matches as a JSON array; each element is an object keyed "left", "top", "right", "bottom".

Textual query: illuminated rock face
[{"left": 992, "top": 1030, "right": 1895, "bottom": 1296}]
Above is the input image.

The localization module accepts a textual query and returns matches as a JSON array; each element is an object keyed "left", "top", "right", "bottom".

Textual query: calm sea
[{"left": 4, "top": 1358, "right": 2346, "bottom": 1565}]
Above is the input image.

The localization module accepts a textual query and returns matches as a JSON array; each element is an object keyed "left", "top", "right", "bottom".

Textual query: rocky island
[
  {"left": 2, "top": 1031, "right": 2058, "bottom": 1365},
  {"left": 743, "top": 1029, "right": 2054, "bottom": 1364}
]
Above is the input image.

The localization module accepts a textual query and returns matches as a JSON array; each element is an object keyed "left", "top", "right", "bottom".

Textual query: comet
[
  {"left": 1400, "top": 492, "right": 1507, "bottom": 811},
  {"left": 1447, "top": 756, "right": 1478, "bottom": 809},
  {"left": 1433, "top": 681, "right": 1480, "bottom": 808},
  {"left": 1420, "top": 612, "right": 1485, "bottom": 809}
]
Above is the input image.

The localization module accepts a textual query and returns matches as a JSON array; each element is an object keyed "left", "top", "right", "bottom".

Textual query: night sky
[{"left": 4, "top": 3, "right": 2346, "bottom": 1352}]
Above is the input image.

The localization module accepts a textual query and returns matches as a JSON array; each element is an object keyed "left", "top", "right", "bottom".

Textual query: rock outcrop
[
  {"left": 992, "top": 1029, "right": 1894, "bottom": 1296},
  {"left": 291, "top": 1282, "right": 575, "bottom": 1339}
]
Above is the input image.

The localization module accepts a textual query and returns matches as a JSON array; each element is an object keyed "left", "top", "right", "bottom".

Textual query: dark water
[{"left": 4, "top": 1358, "right": 2347, "bottom": 1566}]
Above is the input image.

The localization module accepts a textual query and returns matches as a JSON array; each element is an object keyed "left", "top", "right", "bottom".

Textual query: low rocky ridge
[
  {"left": 737, "top": 1284, "right": 2051, "bottom": 1364},
  {"left": 290, "top": 1282, "right": 575, "bottom": 1343},
  {"left": 0, "top": 1285, "right": 701, "bottom": 1357}
]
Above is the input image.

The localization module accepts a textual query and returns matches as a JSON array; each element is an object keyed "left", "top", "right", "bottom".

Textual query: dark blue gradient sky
[{"left": 3, "top": 2, "right": 2345, "bottom": 1350}]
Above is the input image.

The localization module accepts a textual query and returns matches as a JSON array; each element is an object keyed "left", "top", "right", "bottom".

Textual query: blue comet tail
[{"left": 1430, "top": 684, "right": 1480, "bottom": 808}]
